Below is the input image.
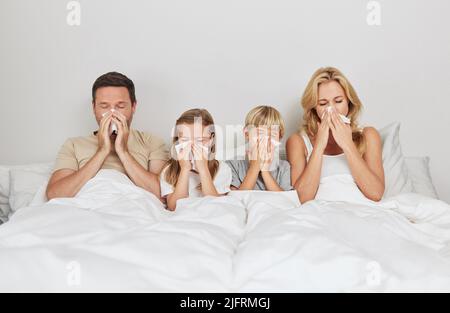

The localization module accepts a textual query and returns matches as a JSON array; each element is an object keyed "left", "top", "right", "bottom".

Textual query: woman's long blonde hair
[
  {"left": 300, "top": 67, "right": 366, "bottom": 155},
  {"left": 162, "top": 108, "right": 219, "bottom": 188}
]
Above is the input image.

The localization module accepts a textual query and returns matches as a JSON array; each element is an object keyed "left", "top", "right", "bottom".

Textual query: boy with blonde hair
[{"left": 226, "top": 105, "right": 292, "bottom": 191}]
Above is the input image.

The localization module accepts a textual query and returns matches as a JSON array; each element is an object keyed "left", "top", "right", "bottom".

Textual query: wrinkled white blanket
[{"left": 0, "top": 170, "right": 449, "bottom": 292}]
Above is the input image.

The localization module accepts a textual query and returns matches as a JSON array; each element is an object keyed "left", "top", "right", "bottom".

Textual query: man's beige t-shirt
[{"left": 53, "top": 129, "right": 169, "bottom": 174}]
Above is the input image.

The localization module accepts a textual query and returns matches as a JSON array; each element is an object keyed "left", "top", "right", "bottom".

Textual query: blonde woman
[
  {"left": 160, "top": 109, "right": 232, "bottom": 211},
  {"left": 286, "top": 67, "right": 385, "bottom": 203},
  {"left": 226, "top": 105, "right": 292, "bottom": 191}
]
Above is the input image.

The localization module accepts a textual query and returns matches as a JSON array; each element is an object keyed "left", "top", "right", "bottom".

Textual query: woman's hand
[
  {"left": 314, "top": 110, "right": 330, "bottom": 153},
  {"left": 329, "top": 109, "right": 354, "bottom": 152}
]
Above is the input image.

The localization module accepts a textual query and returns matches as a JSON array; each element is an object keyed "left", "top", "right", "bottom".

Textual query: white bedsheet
[
  {"left": 230, "top": 191, "right": 450, "bottom": 292},
  {"left": 0, "top": 170, "right": 449, "bottom": 292}
]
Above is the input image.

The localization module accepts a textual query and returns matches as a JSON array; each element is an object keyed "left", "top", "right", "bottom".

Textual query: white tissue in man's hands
[
  {"left": 102, "top": 111, "right": 118, "bottom": 135},
  {"left": 110, "top": 121, "right": 118, "bottom": 133}
]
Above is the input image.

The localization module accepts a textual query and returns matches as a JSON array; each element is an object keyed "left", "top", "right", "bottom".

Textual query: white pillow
[
  {"left": 8, "top": 163, "right": 53, "bottom": 215},
  {"left": 404, "top": 157, "right": 438, "bottom": 199},
  {"left": 378, "top": 122, "right": 413, "bottom": 198},
  {"left": 0, "top": 166, "right": 9, "bottom": 203},
  {"left": 0, "top": 166, "right": 11, "bottom": 223},
  {"left": 0, "top": 204, "right": 9, "bottom": 224}
]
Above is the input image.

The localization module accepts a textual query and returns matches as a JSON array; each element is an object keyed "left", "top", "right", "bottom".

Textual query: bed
[{"left": 0, "top": 122, "right": 449, "bottom": 292}]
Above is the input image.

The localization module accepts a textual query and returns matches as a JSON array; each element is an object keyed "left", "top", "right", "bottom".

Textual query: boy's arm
[
  {"left": 260, "top": 171, "right": 283, "bottom": 191},
  {"left": 237, "top": 161, "right": 260, "bottom": 190}
]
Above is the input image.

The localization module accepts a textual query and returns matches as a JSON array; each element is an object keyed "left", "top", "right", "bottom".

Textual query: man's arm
[
  {"left": 46, "top": 113, "right": 113, "bottom": 200},
  {"left": 116, "top": 152, "right": 164, "bottom": 198},
  {"left": 113, "top": 112, "right": 166, "bottom": 198},
  {"left": 46, "top": 149, "right": 109, "bottom": 200}
]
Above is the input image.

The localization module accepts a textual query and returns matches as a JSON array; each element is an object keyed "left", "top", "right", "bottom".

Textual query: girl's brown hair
[{"left": 162, "top": 109, "right": 219, "bottom": 188}]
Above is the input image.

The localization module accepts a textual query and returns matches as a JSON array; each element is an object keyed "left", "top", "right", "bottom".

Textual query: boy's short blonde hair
[{"left": 244, "top": 105, "right": 285, "bottom": 138}]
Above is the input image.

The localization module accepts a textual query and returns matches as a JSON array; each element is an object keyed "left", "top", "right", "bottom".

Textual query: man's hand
[
  {"left": 113, "top": 111, "right": 130, "bottom": 157},
  {"left": 98, "top": 111, "right": 113, "bottom": 156},
  {"left": 111, "top": 111, "right": 164, "bottom": 198}
]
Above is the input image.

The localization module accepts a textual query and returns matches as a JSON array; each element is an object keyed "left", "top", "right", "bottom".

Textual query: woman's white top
[
  {"left": 301, "top": 132, "right": 370, "bottom": 203},
  {"left": 301, "top": 133, "right": 352, "bottom": 179},
  {"left": 160, "top": 161, "right": 232, "bottom": 198}
]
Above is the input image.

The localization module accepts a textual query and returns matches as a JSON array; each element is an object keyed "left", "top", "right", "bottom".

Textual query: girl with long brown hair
[{"left": 160, "top": 109, "right": 232, "bottom": 211}]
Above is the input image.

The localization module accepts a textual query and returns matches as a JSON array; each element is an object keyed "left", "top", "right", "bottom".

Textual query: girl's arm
[
  {"left": 193, "top": 144, "right": 221, "bottom": 196},
  {"left": 166, "top": 168, "right": 190, "bottom": 211},
  {"left": 197, "top": 166, "right": 220, "bottom": 196}
]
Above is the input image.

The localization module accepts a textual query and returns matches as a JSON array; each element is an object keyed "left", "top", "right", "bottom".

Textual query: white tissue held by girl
[{"left": 175, "top": 141, "right": 209, "bottom": 171}]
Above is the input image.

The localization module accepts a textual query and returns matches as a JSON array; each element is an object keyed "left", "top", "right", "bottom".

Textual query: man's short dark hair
[{"left": 92, "top": 72, "right": 136, "bottom": 103}]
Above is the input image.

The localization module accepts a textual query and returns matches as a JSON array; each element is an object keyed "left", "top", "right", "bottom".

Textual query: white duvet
[{"left": 0, "top": 170, "right": 449, "bottom": 292}]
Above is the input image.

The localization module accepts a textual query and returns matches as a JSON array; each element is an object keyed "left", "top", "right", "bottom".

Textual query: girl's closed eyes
[{"left": 160, "top": 109, "right": 232, "bottom": 211}]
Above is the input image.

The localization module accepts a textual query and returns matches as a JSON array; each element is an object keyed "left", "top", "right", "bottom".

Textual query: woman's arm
[
  {"left": 341, "top": 127, "right": 385, "bottom": 201},
  {"left": 286, "top": 134, "right": 323, "bottom": 203},
  {"left": 287, "top": 115, "right": 331, "bottom": 203},
  {"left": 166, "top": 168, "right": 190, "bottom": 211},
  {"left": 329, "top": 112, "right": 385, "bottom": 201}
]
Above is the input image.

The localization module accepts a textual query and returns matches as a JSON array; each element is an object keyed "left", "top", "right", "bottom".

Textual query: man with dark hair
[{"left": 46, "top": 72, "right": 168, "bottom": 200}]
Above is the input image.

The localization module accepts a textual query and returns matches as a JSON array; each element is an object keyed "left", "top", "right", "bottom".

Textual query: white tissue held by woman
[{"left": 326, "top": 105, "right": 351, "bottom": 124}]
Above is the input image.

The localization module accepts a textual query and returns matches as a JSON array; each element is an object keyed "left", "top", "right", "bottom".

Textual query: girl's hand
[
  {"left": 177, "top": 142, "right": 192, "bottom": 171},
  {"left": 329, "top": 110, "right": 354, "bottom": 151},
  {"left": 192, "top": 143, "right": 209, "bottom": 174},
  {"left": 314, "top": 110, "right": 330, "bottom": 153}
]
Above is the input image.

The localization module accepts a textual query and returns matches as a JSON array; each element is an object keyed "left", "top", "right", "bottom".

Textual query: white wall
[{"left": 1, "top": 0, "right": 449, "bottom": 202}]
